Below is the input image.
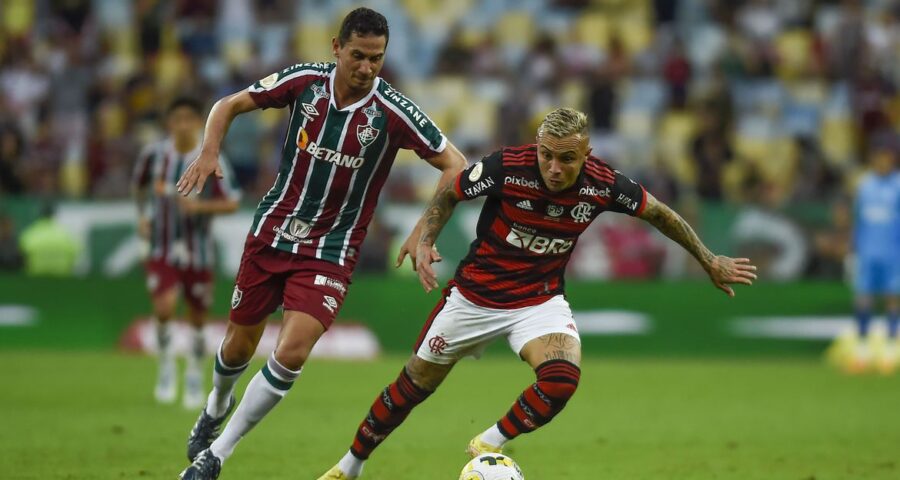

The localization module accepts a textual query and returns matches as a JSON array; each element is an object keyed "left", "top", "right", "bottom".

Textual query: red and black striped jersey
[
  {"left": 452, "top": 144, "right": 647, "bottom": 308},
  {"left": 246, "top": 62, "right": 446, "bottom": 272},
  {"left": 133, "top": 139, "right": 241, "bottom": 270}
]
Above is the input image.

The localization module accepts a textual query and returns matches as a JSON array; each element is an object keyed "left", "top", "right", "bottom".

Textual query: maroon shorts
[
  {"left": 145, "top": 260, "right": 214, "bottom": 311},
  {"left": 229, "top": 234, "right": 352, "bottom": 329}
]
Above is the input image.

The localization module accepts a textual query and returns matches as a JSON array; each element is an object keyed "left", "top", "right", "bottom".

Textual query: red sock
[
  {"left": 497, "top": 359, "right": 580, "bottom": 439},
  {"left": 350, "top": 368, "right": 432, "bottom": 459}
]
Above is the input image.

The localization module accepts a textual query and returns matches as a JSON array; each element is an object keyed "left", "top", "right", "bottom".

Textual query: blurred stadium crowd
[{"left": 1, "top": 0, "right": 898, "bottom": 279}]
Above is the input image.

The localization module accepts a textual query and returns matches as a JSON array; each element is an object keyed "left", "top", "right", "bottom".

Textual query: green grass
[{"left": 1, "top": 352, "right": 899, "bottom": 479}]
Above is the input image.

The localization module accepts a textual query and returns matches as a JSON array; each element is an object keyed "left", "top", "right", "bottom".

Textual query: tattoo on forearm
[
  {"left": 644, "top": 202, "right": 714, "bottom": 269},
  {"left": 419, "top": 185, "right": 457, "bottom": 245}
]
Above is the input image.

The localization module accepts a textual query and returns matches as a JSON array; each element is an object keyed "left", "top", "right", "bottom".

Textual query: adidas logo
[{"left": 516, "top": 199, "right": 533, "bottom": 211}]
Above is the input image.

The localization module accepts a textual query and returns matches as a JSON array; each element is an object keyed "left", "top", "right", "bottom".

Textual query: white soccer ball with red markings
[{"left": 459, "top": 453, "right": 525, "bottom": 480}]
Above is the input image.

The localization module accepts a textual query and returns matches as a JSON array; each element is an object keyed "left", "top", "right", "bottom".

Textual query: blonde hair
[{"left": 538, "top": 108, "right": 588, "bottom": 139}]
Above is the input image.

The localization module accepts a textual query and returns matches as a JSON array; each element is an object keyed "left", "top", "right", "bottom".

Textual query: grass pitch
[{"left": 1, "top": 351, "right": 898, "bottom": 479}]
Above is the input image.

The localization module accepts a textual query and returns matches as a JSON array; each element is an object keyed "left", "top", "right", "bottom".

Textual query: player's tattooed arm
[
  {"left": 639, "top": 193, "right": 715, "bottom": 269},
  {"left": 419, "top": 184, "right": 460, "bottom": 247},
  {"left": 414, "top": 184, "right": 462, "bottom": 292},
  {"left": 639, "top": 193, "right": 757, "bottom": 296}
]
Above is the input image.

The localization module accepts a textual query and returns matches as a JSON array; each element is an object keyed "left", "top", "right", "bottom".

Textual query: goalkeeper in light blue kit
[{"left": 848, "top": 135, "right": 900, "bottom": 373}]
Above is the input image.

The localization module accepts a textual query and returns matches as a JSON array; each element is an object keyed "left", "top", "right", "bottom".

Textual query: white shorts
[{"left": 414, "top": 287, "right": 581, "bottom": 364}]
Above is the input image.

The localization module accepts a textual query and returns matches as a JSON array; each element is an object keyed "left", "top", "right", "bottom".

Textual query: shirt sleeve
[
  {"left": 247, "top": 63, "right": 326, "bottom": 109},
  {"left": 607, "top": 168, "right": 647, "bottom": 216},
  {"left": 386, "top": 95, "right": 447, "bottom": 159},
  {"left": 455, "top": 150, "right": 504, "bottom": 201}
]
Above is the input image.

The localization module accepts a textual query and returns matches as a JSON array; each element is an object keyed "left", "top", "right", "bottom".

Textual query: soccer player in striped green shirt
[{"left": 176, "top": 8, "right": 467, "bottom": 480}]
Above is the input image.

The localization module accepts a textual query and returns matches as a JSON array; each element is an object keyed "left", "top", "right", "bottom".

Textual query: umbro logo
[
  {"left": 301, "top": 102, "right": 318, "bottom": 119},
  {"left": 516, "top": 199, "right": 533, "bottom": 211}
]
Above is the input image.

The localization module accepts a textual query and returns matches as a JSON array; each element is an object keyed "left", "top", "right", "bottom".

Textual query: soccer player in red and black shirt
[
  {"left": 176, "top": 8, "right": 466, "bottom": 480},
  {"left": 133, "top": 97, "right": 241, "bottom": 409},
  {"left": 317, "top": 108, "right": 757, "bottom": 479}
]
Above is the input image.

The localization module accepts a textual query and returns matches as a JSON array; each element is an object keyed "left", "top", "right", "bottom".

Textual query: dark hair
[
  {"left": 338, "top": 7, "right": 389, "bottom": 46},
  {"left": 166, "top": 96, "right": 205, "bottom": 117}
]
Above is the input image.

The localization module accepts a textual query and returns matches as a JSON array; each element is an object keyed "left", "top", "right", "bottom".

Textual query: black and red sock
[
  {"left": 497, "top": 359, "right": 580, "bottom": 439},
  {"left": 350, "top": 368, "right": 432, "bottom": 459}
]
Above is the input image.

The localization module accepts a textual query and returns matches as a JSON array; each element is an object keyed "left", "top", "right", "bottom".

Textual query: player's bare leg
[
  {"left": 469, "top": 332, "right": 582, "bottom": 457},
  {"left": 318, "top": 354, "right": 454, "bottom": 479},
  {"left": 183, "top": 303, "right": 208, "bottom": 409},
  {"left": 185, "top": 320, "right": 262, "bottom": 462},
  {"left": 152, "top": 287, "right": 179, "bottom": 404},
  {"left": 182, "top": 310, "right": 325, "bottom": 479}
]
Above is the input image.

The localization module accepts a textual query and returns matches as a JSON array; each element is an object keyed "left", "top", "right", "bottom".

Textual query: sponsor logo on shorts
[
  {"left": 314, "top": 275, "right": 347, "bottom": 295},
  {"left": 566, "top": 323, "right": 578, "bottom": 332},
  {"left": 231, "top": 286, "right": 243, "bottom": 309},
  {"left": 428, "top": 335, "right": 448, "bottom": 355},
  {"left": 322, "top": 295, "right": 338, "bottom": 313}
]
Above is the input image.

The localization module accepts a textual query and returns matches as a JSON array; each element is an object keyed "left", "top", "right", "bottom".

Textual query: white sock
[
  {"left": 155, "top": 318, "right": 172, "bottom": 359},
  {"left": 155, "top": 319, "right": 175, "bottom": 374},
  {"left": 186, "top": 326, "right": 205, "bottom": 372},
  {"left": 337, "top": 450, "right": 365, "bottom": 477},
  {"left": 480, "top": 424, "right": 509, "bottom": 448},
  {"left": 206, "top": 341, "right": 249, "bottom": 418},
  {"left": 210, "top": 353, "right": 301, "bottom": 461}
]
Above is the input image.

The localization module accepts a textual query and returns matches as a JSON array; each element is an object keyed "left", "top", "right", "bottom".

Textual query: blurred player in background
[
  {"left": 174, "top": 8, "right": 466, "bottom": 480},
  {"left": 845, "top": 135, "right": 900, "bottom": 374},
  {"left": 133, "top": 97, "right": 241, "bottom": 408},
  {"left": 317, "top": 108, "right": 757, "bottom": 479}
]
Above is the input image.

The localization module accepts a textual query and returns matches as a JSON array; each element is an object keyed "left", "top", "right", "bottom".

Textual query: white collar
[{"left": 328, "top": 67, "right": 381, "bottom": 112}]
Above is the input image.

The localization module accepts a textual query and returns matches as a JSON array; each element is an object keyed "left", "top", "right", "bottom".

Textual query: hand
[
  {"left": 414, "top": 242, "right": 443, "bottom": 293},
  {"left": 176, "top": 151, "right": 222, "bottom": 196},
  {"left": 395, "top": 226, "right": 443, "bottom": 270},
  {"left": 705, "top": 256, "right": 757, "bottom": 297},
  {"left": 137, "top": 216, "right": 150, "bottom": 239}
]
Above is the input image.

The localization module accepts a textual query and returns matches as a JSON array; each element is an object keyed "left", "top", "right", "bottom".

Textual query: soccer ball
[{"left": 459, "top": 453, "right": 525, "bottom": 480}]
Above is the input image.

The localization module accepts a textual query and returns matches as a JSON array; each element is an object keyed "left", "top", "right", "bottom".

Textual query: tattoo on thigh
[
  {"left": 540, "top": 333, "right": 577, "bottom": 350},
  {"left": 544, "top": 349, "right": 578, "bottom": 362}
]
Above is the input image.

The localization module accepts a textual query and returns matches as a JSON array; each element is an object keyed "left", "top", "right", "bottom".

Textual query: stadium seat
[
  {"left": 774, "top": 29, "right": 814, "bottom": 80},
  {"left": 295, "top": 21, "right": 333, "bottom": 62},
  {"left": 656, "top": 111, "right": 697, "bottom": 185}
]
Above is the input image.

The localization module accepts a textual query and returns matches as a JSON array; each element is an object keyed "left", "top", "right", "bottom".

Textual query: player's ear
[{"left": 331, "top": 37, "right": 340, "bottom": 57}]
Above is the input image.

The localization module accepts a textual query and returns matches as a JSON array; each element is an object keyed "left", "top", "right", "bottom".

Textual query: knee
[
  {"left": 535, "top": 359, "right": 581, "bottom": 404},
  {"left": 273, "top": 340, "right": 315, "bottom": 371},
  {"left": 221, "top": 335, "right": 256, "bottom": 366},
  {"left": 405, "top": 356, "right": 451, "bottom": 392}
]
